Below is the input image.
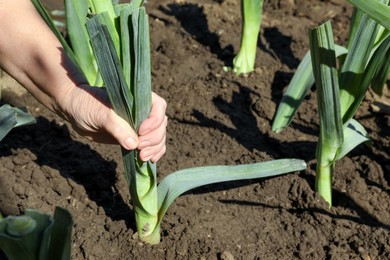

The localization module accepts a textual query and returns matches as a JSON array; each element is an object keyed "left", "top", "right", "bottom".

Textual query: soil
[{"left": 1, "top": 0, "right": 390, "bottom": 259}]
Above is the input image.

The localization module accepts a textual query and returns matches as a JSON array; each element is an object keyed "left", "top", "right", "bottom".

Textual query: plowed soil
[{"left": 1, "top": 0, "right": 389, "bottom": 259}]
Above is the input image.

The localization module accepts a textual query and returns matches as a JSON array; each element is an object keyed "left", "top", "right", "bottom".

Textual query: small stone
[{"left": 220, "top": 251, "right": 235, "bottom": 260}]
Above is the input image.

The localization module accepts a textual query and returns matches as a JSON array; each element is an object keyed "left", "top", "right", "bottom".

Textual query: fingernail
[{"left": 124, "top": 137, "right": 137, "bottom": 150}]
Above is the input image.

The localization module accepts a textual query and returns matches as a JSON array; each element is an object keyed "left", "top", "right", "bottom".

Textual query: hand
[
  {"left": 61, "top": 85, "right": 167, "bottom": 162},
  {"left": 137, "top": 92, "right": 168, "bottom": 162}
]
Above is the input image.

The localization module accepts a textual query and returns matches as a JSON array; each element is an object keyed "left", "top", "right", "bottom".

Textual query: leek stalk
[
  {"left": 231, "top": 0, "right": 263, "bottom": 75},
  {"left": 309, "top": 21, "right": 343, "bottom": 206}
]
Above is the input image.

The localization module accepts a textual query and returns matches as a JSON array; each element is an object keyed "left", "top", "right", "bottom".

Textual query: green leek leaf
[
  {"left": 157, "top": 159, "right": 306, "bottom": 224},
  {"left": 0, "top": 207, "right": 72, "bottom": 260},
  {"left": 65, "top": 0, "right": 100, "bottom": 85},
  {"left": 349, "top": 0, "right": 390, "bottom": 31},
  {"left": 271, "top": 45, "right": 347, "bottom": 133},
  {"left": 343, "top": 35, "right": 390, "bottom": 121},
  {"left": 336, "top": 119, "right": 370, "bottom": 160},
  {"left": 338, "top": 3, "right": 386, "bottom": 120},
  {"left": 0, "top": 105, "right": 36, "bottom": 141},
  {"left": 86, "top": 14, "right": 134, "bottom": 125}
]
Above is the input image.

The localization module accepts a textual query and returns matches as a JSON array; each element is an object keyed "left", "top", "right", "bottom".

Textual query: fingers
[
  {"left": 138, "top": 92, "right": 167, "bottom": 136},
  {"left": 137, "top": 93, "right": 168, "bottom": 162},
  {"left": 138, "top": 114, "right": 167, "bottom": 161},
  {"left": 139, "top": 136, "right": 166, "bottom": 162}
]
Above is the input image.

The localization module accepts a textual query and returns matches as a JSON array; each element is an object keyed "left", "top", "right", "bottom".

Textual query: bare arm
[{"left": 0, "top": 0, "right": 167, "bottom": 162}]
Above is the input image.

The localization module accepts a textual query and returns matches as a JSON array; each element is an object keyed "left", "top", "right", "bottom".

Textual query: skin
[{"left": 0, "top": 0, "right": 167, "bottom": 162}]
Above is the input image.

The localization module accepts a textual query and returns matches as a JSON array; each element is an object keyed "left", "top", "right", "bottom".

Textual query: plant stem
[
  {"left": 315, "top": 163, "right": 333, "bottom": 207},
  {"left": 233, "top": 0, "right": 263, "bottom": 74},
  {"left": 124, "top": 152, "right": 159, "bottom": 244}
]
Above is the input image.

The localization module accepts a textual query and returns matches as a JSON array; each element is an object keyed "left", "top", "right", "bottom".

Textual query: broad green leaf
[
  {"left": 156, "top": 159, "right": 307, "bottom": 225},
  {"left": 348, "top": 8, "right": 365, "bottom": 49},
  {"left": 349, "top": 0, "right": 390, "bottom": 31},
  {"left": 338, "top": 6, "right": 385, "bottom": 121},
  {"left": 88, "top": 0, "right": 121, "bottom": 58},
  {"left": 271, "top": 45, "right": 347, "bottom": 133},
  {"left": 65, "top": 0, "right": 99, "bottom": 85},
  {"left": 40, "top": 208, "right": 73, "bottom": 260},
  {"left": 336, "top": 119, "right": 369, "bottom": 160},
  {"left": 0, "top": 105, "right": 17, "bottom": 141},
  {"left": 133, "top": 8, "right": 152, "bottom": 130},
  {"left": 0, "top": 105, "right": 36, "bottom": 141},
  {"left": 0, "top": 208, "right": 72, "bottom": 260},
  {"left": 86, "top": 15, "right": 134, "bottom": 125},
  {"left": 343, "top": 35, "right": 390, "bottom": 121},
  {"left": 371, "top": 41, "right": 390, "bottom": 95},
  {"left": 120, "top": 6, "right": 133, "bottom": 88},
  {"left": 88, "top": 0, "right": 116, "bottom": 19}
]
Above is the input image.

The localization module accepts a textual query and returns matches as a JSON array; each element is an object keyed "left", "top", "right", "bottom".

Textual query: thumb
[{"left": 104, "top": 110, "right": 139, "bottom": 150}]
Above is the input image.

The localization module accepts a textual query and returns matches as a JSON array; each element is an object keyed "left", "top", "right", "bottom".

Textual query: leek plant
[
  {"left": 0, "top": 105, "right": 36, "bottom": 142},
  {"left": 33, "top": 0, "right": 306, "bottom": 244},
  {"left": 0, "top": 207, "right": 73, "bottom": 260},
  {"left": 230, "top": 0, "right": 263, "bottom": 75},
  {"left": 293, "top": 0, "right": 390, "bottom": 206},
  {"left": 272, "top": 0, "right": 390, "bottom": 132}
]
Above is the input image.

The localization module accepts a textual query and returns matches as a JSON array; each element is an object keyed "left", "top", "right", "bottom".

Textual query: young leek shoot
[
  {"left": 272, "top": 0, "right": 390, "bottom": 132},
  {"left": 308, "top": 15, "right": 390, "bottom": 205},
  {"left": 309, "top": 21, "right": 344, "bottom": 205},
  {"left": 229, "top": 0, "right": 263, "bottom": 75}
]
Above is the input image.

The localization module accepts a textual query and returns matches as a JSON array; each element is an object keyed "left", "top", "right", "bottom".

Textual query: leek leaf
[
  {"left": 371, "top": 42, "right": 390, "bottom": 95},
  {"left": 272, "top": 45, "right": 347, "bottom": 133},
  {"left": 65, "top": 0, "right": 99, "bottom": 85},
  {"left": 336, "top": 119, "right": 370, "bottom": 160},
  {"left": 157, "top": 159, "right": 307, "bottom": 225},
  {"left": 86, "top": 14, "right": 134, "bottom": 125},
  {"left": 343, "top": 35, "right": 390, "bottom": 121},
  {"left": 0, "top": 207, "right": 72, "bottom": 260},
  {"left": 0, "top": 105, "right": 36, "bottom": 141},
  {"left": 338, "top": 2, "right": 387, "bottom": 120},
  {"left": 349, "top": 0, "right": 390, "bottom": 31}
]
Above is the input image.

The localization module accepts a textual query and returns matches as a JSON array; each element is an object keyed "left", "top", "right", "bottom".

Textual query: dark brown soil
[{"left": 1, "top": 0, "right": 390, "bottom": 259}]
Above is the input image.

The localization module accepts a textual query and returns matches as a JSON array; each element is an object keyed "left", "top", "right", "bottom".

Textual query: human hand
[
  {"left": 137, "top": 92, "right": 168, "bottom": 162},
  {"left": 60, "top": 85, "right": 167, "bottom": 162}
]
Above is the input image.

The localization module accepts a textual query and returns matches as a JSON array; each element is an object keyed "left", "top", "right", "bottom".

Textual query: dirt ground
[{"left": 1, "top": 0, "right": 390, "bottom": 259}]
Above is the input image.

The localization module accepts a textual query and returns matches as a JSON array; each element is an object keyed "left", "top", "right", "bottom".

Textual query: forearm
[{"left": 0, "top": 0, "right": 86, "bottom": 114}]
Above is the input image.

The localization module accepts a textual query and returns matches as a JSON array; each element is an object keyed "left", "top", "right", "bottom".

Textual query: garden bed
[{"left": 1, "top": 0, "right": 389, "bottom": 259}]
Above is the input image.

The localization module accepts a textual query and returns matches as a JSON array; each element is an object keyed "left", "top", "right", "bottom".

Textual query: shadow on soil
[
  {"left": 0, "top": 117, "right": 135, "bottom": 229},
  {"left": 219, "top": 187, "right": 390, "bottom": 231},
  {"left": 158, "top": 3, "right": 301, "bottom": 70},
  {"left": 174, "top": 82, "right": 317, "bottom": 161},
  {"left": 158, "top": 3, "right": 236, "bottom": 66}
]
